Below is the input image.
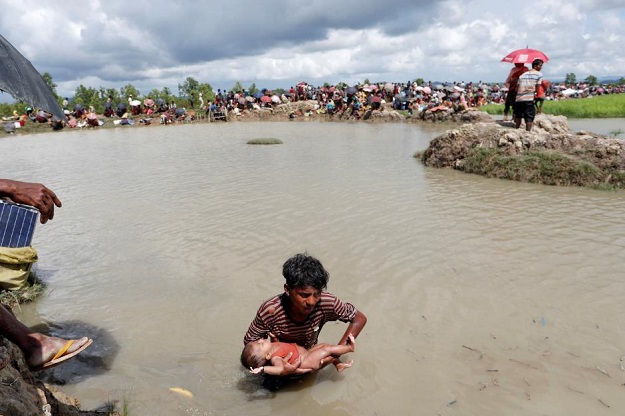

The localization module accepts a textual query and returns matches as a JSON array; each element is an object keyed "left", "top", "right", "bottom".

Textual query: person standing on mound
[
  {"left": 503, "top": 63, "right": 529, "bottom": 121},
  {"left": 514, "top": 59, "right": 544, "bottom": 132},
  {"left": 243, "top": 253, "right": 367, "bottom": 378}
]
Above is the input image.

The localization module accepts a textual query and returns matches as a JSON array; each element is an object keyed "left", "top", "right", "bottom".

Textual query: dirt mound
[
  {"left": 0, "top": 337, "right": 112, "bottom": 415},
  {"left": 421, "top": 114, "right": 625, "bottom": 188}
]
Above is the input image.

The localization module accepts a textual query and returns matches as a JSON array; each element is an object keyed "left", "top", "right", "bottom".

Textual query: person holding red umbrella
[
  {"left": 503, "top": 63, "right": 528, "bottom": 121},
  {"left": 514, "top": 59, "right": 545, "bottom": 131}
]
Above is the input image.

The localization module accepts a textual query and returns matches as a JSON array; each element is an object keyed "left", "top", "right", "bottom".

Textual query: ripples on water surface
[{"left": 2, "top": 121, "right": 624, "bottom": 415}]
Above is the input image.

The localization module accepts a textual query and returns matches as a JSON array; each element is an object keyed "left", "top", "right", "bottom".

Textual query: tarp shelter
[{"left": 0, "top": 34, "right": 65, "bottom": 120}]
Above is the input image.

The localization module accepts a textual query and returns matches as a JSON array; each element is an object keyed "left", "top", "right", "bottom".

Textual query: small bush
[{"left": 247, "top": 138, "right": 283, "bottom": 145}]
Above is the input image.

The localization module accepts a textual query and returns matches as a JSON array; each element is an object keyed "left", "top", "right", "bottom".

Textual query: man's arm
[
  {"left": 322, "top": 310, "right": 366, "bottom": 370},
  {"left": 0, "top": 179, "right": 62, "bottom": 223},
  {"left": 338, "top": 309, "right": 367, "bottom": 345},
  {"left": 535, "top": 77, "right": 543, "bottom": 97}
]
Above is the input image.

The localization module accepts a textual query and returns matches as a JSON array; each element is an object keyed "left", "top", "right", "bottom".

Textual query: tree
[
  {"left": 584, "top": 75, "right": 598, "bottom": 86},
  {"left": 231, "top": 81, "right": 244, "bottom": 93},
  {"left": 178, "top": 77, "right": 199, "bottom": 99},
  {"left": 415, "top": 78, "right": 424, "bottom": 86},
  {"left": 248, "top": 83, "right": 258, "bottom": 96},
  {"left": 564, "top": 73, "right": 577, "bottom": 85},
  {"left": 73, "top": 85, "right": 100, "bottom": 111},
  {"left": 120, "top": 84, "right": 141, "bottom": 102},
  {"left": 618, "top": 77, "right": 625, "bottom": 86},
  {"left": 145, "top": 88, "right": 163, "bottom": 101},
  {"left": 41, "top": 72, "right": 58, "bottom": 99},
  {"left": 99, "top": 87, "right": 120, "bottom": 106},
  {"left": 363, "top": 78, "right": 370, "bottom": 85},
  {"left": 197, "top": 83, "right": 214, "bottom": 102}
]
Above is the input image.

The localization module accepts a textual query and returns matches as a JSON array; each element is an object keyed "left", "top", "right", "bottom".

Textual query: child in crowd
[
  {"left": 242, "top": 334, "right": 356, "bottom": 375},
  {"left": 535, "top": 79, "right": 550, "bottom": 114}
]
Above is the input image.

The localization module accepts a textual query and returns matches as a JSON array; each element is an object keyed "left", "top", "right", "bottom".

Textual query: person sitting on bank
[
  {"left": 35, "top": 110, "right": 48, "bottom": 123},
  {"left": 0, "top": 304, "right": 92, "bottom": 371},
  {"left": 0, "top": 179, "right": 92, "bottom": 371},
  {"left": 103, "top": 96, "right": 114, "bottom": 118}
]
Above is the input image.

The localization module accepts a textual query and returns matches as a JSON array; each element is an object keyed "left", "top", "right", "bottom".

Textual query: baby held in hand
[{"left": 242, "top": 334, "right": 356, "bottom": 375}]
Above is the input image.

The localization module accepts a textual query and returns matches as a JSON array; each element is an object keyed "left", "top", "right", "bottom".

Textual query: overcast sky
[{"left": 1, "top": 0, "right": 624, "bottom": 99}]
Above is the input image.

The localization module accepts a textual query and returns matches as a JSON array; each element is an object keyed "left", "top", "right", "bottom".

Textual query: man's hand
[
  {"left": 0, "top": 179, "right": 62, "bottom": 223},
  {"left": 275, "top": 352, "right": 312, "bottom": 376}
]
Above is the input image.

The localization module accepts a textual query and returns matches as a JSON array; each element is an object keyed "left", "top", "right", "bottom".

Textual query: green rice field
[{"left": 482, "top": 93, "right": 625, "bottom": 118}]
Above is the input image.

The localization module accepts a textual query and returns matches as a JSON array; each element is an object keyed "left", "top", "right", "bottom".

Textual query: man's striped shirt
[
  {"left": 243, "top": 292, "right": 357, "bottom": 349},
  {"left": 516, "top": 70, "right": 544, "bottom": 102}
]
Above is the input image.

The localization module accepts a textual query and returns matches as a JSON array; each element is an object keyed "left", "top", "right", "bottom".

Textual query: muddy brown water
[{"left": 3, "top": 120, "right": 624, "bottom": 415}]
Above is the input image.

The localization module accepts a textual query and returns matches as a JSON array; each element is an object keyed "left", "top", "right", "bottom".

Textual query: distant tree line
[
  {"left": 564, "top": 72, "right": 625, "bottom": 87},
  {"left": 0, "top": 73, "right": 261, "bottom": 116}
]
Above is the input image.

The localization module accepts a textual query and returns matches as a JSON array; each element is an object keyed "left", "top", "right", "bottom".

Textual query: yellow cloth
[{"left": 0, "top": 246, "right": 38, "bottom": 290}]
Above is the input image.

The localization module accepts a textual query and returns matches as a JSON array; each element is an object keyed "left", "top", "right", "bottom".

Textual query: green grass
[
  {"left": 481, "top": 94, "right": 625, "bottom": 118},
  {"left": 0, "top": 271, "right": 45, "bottom": 308},
  {"left": 461, "top": 148, "right": 622, "bottom": 188},
  {"left": 96, "top": 390, "right": 131, "bottom": 415}
]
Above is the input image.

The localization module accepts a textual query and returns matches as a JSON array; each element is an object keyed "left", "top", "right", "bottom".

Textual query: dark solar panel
[{"left": 0, "top": 200, "right": 39, "bottom": 247}]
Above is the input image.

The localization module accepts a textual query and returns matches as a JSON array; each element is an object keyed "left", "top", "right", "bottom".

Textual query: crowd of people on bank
[{"left": 3, "top": 76, "right": 625, "bottom": 133}]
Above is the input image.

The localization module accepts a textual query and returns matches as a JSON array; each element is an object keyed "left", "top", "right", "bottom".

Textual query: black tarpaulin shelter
[{"left": 0, "top": 34, "right": 65, "bottom": 120}]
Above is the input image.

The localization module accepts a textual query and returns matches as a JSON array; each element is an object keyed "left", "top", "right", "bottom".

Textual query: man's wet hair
[
  {"left": 282, "top": 253, "right": 329, "bottom": 290},
  {"left": 532, "top": 59, "right": 544, "bottom": 68}
]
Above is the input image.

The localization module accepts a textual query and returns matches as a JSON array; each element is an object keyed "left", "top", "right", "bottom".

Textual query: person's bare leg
[
  {"left": 514, "top": 117, "right": 522, "bottom": 129},
  {"left": 0, "top": 305, "right": 90, "bottom": 368},
  {"left": 526, "top": 122, "right": 533, "bottom": 131},
  {"left": 307, "top": 334, "right": 356, "bottom": 371}
]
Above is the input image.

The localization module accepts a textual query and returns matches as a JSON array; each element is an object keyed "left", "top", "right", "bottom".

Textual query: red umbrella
[
  {"left": 501, "top": 48, "right": 549, "bottom": 64},
  {"left": 260, "top": 95, "right": 271, "bottom": 103}
]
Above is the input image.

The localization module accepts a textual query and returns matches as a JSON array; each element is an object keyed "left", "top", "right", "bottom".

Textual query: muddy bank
[
  {"left": 421, "top": 114, "right": 625, "bottom": 189},
  {"left": 0, "top": 337, "right": 111, "bottom": 416}
]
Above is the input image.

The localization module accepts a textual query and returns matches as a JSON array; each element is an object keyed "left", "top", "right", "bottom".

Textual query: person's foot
[
  {"left": 25, "top": 335, "right": 92, "bottom": 371},
  {"left": 347, "top": 334, "right": 356, "bottom": 352},
  {"left": 336, "top": 360, "right": 353, "bottom": 372}
]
